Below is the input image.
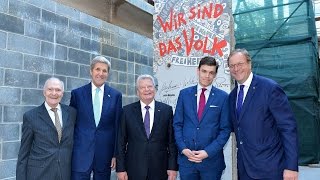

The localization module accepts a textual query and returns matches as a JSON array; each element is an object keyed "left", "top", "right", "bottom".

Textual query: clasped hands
[{"left": 182, "top": 149, "right": 208, "bottom": 163}]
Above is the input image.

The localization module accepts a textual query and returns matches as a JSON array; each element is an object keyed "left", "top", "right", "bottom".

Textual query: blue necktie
[
  {"left": 144, "top": 106, "right": 150, "bottom": 138},
  {"left": 236, "top": 85, "right": 245, "bottom": 119},
  {"left": 93, "top": 88, "right": 101, "bottom": 127}
]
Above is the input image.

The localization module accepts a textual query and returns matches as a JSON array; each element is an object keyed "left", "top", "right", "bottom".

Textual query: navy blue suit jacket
[
  {"left": 173, "top": 85, "right": 231, "bottom": 172},
  {"left": 229, "top": 74, "right": 298, "bottom": 179},
  {"left": 70, "top": 83, "right": 122, "bottom": 172}
]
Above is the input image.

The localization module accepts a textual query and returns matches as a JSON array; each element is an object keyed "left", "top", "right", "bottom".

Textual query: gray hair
[
  {"left": 90, "top": 56, "right": 111, "bottom": 72},
  {"left": 228, "top": 48, "right": 252, "bottom": 65},
  {"left": 43, "top": 77, "right": 64, "bottom": 91},
  {"left": 136, "top": 74, "right": 156, "bottom": 90}
]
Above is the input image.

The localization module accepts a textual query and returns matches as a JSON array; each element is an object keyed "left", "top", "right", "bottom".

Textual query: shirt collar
[
  {"left": 44, "top": 101, "right": 61, "bottom": 111},
  {"left": 197, "top": 83, "right": 212, "bottom": 93},
  {"left": 91, "top": 83, "right": 105, "bottom": 93},
  {"left": 238, "top": 72, "right": 253, "bottom": 88},
  {"left": 140, "top": 99, "right": 155, "bottom": 110}
]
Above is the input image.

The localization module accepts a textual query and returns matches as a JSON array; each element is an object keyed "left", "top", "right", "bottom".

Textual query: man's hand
[
  {"left": 182, "top": 149, "right": 202, "bottom": 163},
  {"left": 110, "top": 157, "right": 116, "bottom": 170},
  {"left": 192, "top": 150, "right": 208, "bottom": 161},
  {"left": 117, "top": 172, "right": 128, "bottom": 180},
  {"left": 283, "top": 169, "right": 298, "bottom": 180},
  {"left": 167, "top": 170, "right": 177, "bottom": 180}
]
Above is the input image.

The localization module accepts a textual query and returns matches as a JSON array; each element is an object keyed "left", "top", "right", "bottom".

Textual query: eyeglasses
[{"left": 228, "top": 62, "right": 247, "bottom": 69}]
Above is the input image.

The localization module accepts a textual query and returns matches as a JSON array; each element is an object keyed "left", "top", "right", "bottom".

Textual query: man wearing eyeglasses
[{"left": 228, "top": 48, "right": 298, "bottom": 180}]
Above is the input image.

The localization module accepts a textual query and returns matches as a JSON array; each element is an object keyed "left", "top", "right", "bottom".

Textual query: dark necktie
[
  {"left": 198, "top": 88, "right": 206, "bottom": 120},
  {"left": 144, "top": 106, "right": 150, "bottom": 138},
  {"left": 51, "top": 108, "right": 62, "bottom": 143},
  {"left": 236, "top": 85, "right": 245, "bottom": 119}
]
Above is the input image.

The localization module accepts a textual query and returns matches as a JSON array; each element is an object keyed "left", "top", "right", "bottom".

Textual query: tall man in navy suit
[
  {"left": 16, "top": 77, "right": 77, "bottom": 180},
  {"left": 228, "top": 49, "right": 298, "bottom": 180},
  {"left": 70, "top": 56, "right": 122, "bottom": 180},
  {"left": 116, "top": 74, "right": 178, "bottom": 180},
  {"left": 173, "top": 56, "right": 231, "bottom": 180}
]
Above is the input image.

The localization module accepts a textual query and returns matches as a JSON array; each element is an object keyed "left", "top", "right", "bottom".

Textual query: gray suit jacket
[{"left": 16, "top": 103, "right": 76, "bottom": 180}]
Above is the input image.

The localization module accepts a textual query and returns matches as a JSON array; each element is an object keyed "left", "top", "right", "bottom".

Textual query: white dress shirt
[
  {"left": 197, "top": 83, "right": 212, "bottom": 111},
  {"left": 140, "top": 100, "right": 155, "bottom": 133},
  {"left": 237, "top": 72, "right": 253, "bottom": 107},
  {"left": 45, "top": 102, "right": 63, "bottom": 127}
]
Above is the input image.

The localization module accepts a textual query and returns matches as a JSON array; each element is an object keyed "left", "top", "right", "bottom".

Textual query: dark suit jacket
[
  {"left": 70, "top": 83, "right": 122, "bottom": 172},
  {"left": 229, "top": 74, "right": 298, "bottom": 179},
  {"left": 16, "top": 103, "right": 76, "bottom": 180},
  {"left": 116, "top": 101, "right": 178, "bottom": 180},
  {"left": 173, "top": 85, "right": 231, "bottom": 173}
]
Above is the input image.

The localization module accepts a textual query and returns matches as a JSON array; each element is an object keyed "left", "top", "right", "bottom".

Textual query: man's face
[
  {"left": 43, "top": 80, "right": 63, "bottom": 108},
  {"left": 137, "top": 78, "right": 156, "bottom": 104},
  {"left": 197, "top": 65, "right": 216, "bottom": 87},
  {"left": 90, "top": 62, "right": 109, "bottom": 87},
  {"left": 228, "top": 52, "right": 252, "bottom": 84}
]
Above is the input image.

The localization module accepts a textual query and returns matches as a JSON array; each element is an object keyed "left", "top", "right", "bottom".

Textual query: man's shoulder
[
  {"left": 179, "top": 85, "right": 196, "bottom": 94},
  {"left": 212, "top": 86, "right": 228, "bottom": 97},
  {"left": 71, "top": 83, "right": 90, "bottom": 93},
  {"left": 254, "top": 74, "right": 278, "bottom": 87},
  {"left": 106, "top": 84, "right": 122, "bottom": 96},
  {"left": 23, "top": 104, "right": 44, "bottom": 117},
  {"left": 123, "top": 101, "right": 139, "bottom": 110},
  {"left": 155, "top": 101, "right": 172, "bottom": 109},
  {"left": 61, "top": 103, "right": 76, "bottom": 112}
]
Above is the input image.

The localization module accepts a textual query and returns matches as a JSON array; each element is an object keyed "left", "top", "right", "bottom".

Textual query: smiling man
[
  {"left": 70, "top": 56, "right": 122, "bottom": 180},
  {"left": 116, "top": 74, "right": 178, "bottom": 180},
  {"left": 173, "top": 56, "right": 231, "bottom": 180},
  {"left": 16, "top": 77, "right": 77, "bottom": 180},
  {"left": 228, "top": 49, "right": 298, "bottom": 180}
]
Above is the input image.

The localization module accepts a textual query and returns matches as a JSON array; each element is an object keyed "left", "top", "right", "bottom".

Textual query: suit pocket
[{"left": 28, "top": 159, "right": 46, "bottom": 167}]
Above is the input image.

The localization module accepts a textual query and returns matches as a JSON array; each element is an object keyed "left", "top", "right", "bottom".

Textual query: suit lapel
[
  {"left": 60, "top": 105, "right": 70, "bottom": 142},
  {"left": 133, "top": 101, "right": 147, "bottom": 138},
  {"left": 61, "top": 105, "right": 69, "bottom": 131},
  {"left": 150, "top": 101, "right": 161, "bottom": 139},
  {"left": 238, "top": 75, "right": 258, "bottom": 122},
  {"left": 100, "top": 84, "right": 112, "bottom": 123},
  {"left": 83, "top": 83, "right": 95, "bottom": 126},
  {"left": 38, "top": 103, "right": 56, "bottom": 130},
  {"left": 230, "top": 87, "right": 237, "bottom": 122},
  {"left": 199, "top": 87, "right": 215, "bottom": 123},
  {"left": 191, "top": 86, "right": 199, "bottom": 125}
]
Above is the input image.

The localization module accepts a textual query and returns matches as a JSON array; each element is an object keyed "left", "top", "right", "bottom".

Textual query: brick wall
[{"left": 0, "top": 0, "right": 153, "bottom": 179}]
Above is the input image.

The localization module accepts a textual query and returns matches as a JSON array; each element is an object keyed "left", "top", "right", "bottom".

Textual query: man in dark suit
[
  {"left": 228, "top": 48, "right": 298, "bottom": 180},
  {"left": 16, "top": 77, "right": 76, "bottom": 180},
  {"left": 116, "top": 74, "right": 178, "bottom": 180},
  {"left": 70, "top": 56, "right": 122, "bottom": 180},
  {"left": 173, "top": 56, "right": 231, "bottom": 180}
]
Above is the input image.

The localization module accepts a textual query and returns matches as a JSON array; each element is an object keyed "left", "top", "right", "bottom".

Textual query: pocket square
[{"left": 210, "top": 105, "right": 219, "bottom": 108}]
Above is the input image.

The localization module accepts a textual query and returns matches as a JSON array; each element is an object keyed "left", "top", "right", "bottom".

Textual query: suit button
[{"left": 240, "top": 141, "right": 243, "bottom": 145}]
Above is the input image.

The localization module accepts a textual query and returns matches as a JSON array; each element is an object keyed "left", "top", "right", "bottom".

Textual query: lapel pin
[
  {"left": 253, "top": 87, "right": 256, "bottom": 90},
  {"left": 108, "top": 94, "right": 111, "bottom": 97},
  {"left": 158, "top": 110, "right": 160, "bottom": 112}
]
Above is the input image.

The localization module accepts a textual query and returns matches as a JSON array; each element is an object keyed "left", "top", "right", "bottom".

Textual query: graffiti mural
[{"left": 154, "top": 0, "right": 231, "bottom": 108}]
